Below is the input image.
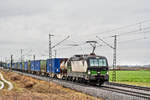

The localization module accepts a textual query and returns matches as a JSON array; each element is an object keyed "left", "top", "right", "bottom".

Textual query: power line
[
  {"left": 118, "top": 35, "right": 150, "bottom": 44},
  {"left": 96, "top": 36, "right": 114, "bottom": 49},
  {"left": 99, "top": 26, "right": 150, "bottom": 40},
  {"left": 52, "top": 36, "right": 70, "bottom": 49},
  {"left": 96, "top": 35, "right": 150, "bottom": 49},
  {"left": 118, "top": 26, "right": 150, "bottom": 36},
  {"left": 97, "top": 19, "right": 150, "bottom": 35}
]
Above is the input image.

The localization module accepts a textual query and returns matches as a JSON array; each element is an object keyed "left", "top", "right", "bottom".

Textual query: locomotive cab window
[
  {"left": 67, "top": 61, "right": 71, "bottom": 66},
  {"left": 89, "top": 58, "right": 107, "bottom": 67}
]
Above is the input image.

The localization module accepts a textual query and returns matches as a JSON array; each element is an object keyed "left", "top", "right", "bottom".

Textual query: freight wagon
[
  {"left": 24, "top": 62, "right": 28, "bottom": 72},
  {"left": 7, "top": 63, "right": 10, "bottom": 69},
  {"left": 9, "top": 58, "right": 67, "bottom": 77},
  {"left": 46, "top": 58, "right": 68, "bottom": 77}
]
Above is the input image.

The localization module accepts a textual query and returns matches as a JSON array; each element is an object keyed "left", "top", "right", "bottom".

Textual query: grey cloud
[{"left": 0, "top": 0, "right": 150, "bottom": 65}]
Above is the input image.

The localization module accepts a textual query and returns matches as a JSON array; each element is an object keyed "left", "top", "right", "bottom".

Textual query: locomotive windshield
[{"left": 89, "top": 58, "right": 107, "bottom": 67}]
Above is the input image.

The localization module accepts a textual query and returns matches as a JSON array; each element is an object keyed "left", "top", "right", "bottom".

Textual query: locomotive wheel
[{"left": 98, "top": 80, "right": 104, "bottom": 86}]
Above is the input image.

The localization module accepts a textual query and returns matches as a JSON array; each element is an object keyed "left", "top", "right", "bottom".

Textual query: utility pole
[
  {"left": 33, "top": 55, "right": 35, "bottom": 61},
  {"left": 112, "top": 35, "right": 117, "bottom": 82},
  {"left": 21, "top": 49, "right": 23, "bottom": 62},
  {"left": 33, "top": 54, "right": 35, "bottom": 72},
  {"left": 96, "top": 35, "right": 118, "bottom": 82},
  {"left": 54, "top": 50, "right": 57, "bottom": 58},
  {"left": 49, "top": 34, "right": 54, "bottom": 78},
  {"left": 48, "top": 33, "right": 54, "bottom": 94},
  {"left": 21, "top": 49, "right": 23, "bottom": 71},
  {"left": 10, "top": 55, "right": 13, "bottom": 70}
]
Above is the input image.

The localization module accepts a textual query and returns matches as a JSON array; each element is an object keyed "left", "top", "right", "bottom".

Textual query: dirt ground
[{"left": 0, "top": 70, "right": 103, "bottom": 100}]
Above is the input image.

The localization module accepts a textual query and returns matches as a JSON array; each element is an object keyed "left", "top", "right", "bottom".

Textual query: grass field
[{"left": 109, "top": 70, "right": 150, "bottom": 87}]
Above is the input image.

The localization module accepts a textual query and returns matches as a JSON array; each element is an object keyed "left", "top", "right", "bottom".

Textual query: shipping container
[
  {"left": 17, "top": 62, "right": 20, "bottom": 70},
  {"left": 28, "top": 61, "right": 31, "bottom": 72},
  {"left": 18, "top": 62, "right": 20, "bottom": 70},
  {"left": 46, "top": 59, "right": 52, "bottom": 73},
  {"left": 14, "top": 63, "right": 16, "bottom": 70},
  {"left": 3, "top": 63, "right": 7, "bottom": 68},
  {"left": 40, "top": 60, "right": 46, "bottom": 73},
  {"left": 19, "top": 62, "right": 23, "bottom": 71},
  {"left": 7, "top": 63, "right": 10, "bottom": 68},
  {"left": 46, "top": 58, "right": 65, "bottom": 74},
  {"left": 1, "top": 62, "right": 7, "bottom": 68},
  {"left": 30, "top": 60, "right": 40, "bottom": 72},
  {"left": 34, "top": 60, "right": 40, "bottom": 71},
  {"left": 24, "top": 62, "right": 28, "bottom": 71},
  {"left": 30, "top": 61, "right": 35, "bottom": 71},
  {"left": 14, "top": 63, "right": 18, "bottom": 70},
  {"left": 12, "top": 63, "right": 15, "bottom": 69},
  {"left": 22, "top": 62, "right": 25, "bottom": 71}
]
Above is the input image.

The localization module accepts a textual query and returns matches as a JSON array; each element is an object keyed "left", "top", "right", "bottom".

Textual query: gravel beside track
[{"left": 12, "top": 70, "right": 150, "bottom": 100}]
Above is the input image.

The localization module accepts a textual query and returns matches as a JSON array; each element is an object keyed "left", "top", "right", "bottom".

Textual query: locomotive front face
[{"left": 86, "top": 57, "right": 109, "bottom": 81}]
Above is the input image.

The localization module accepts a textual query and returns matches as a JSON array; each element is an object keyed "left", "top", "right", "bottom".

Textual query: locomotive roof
[{"left": 70, "top": 54, "right": 107, "bottom": 60}]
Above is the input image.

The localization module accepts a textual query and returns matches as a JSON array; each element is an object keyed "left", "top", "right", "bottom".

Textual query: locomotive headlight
[
  {"left": 106, "top": 71, "right": 109, "bottom": 74},
  {"left": 88, "top": 70, "right": 91, "bottom": 75}
]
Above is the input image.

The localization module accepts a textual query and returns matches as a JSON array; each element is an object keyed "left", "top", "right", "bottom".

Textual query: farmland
[
  {"left": 109, "top": 70, "right": 150, "bottom": 87},
  {"left": 0, "top": 70, "right": 102, "bottom": 100}
]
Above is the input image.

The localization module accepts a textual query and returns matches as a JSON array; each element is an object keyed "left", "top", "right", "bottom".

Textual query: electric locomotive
[{"left": 61, "top": 53, "right": 109, "bottom": 85}]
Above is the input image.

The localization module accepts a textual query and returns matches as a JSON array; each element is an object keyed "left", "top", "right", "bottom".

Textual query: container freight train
[
  {"left": 4, "top": 54, "right": 109, "bottom": 86},
  {"left": 6, "top": 58, "right": 66, "bottom": 77}
]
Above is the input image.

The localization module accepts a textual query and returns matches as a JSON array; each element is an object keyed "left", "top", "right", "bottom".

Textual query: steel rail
[
  {"left": 105, "top": 82, "right": 150, "bottom": 91},
  {"left": 101, "top": 86, "right": 150, "bottom": 99}
]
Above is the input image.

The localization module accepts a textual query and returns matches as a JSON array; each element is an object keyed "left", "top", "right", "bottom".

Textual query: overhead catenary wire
[
  {"left": 48, "top": 33, "right": 150, "bottom": 55},
  {"left": 118, "top": 35, "right": 150, "bottom": 44},
  {"left": 95, "top": 19, "right": 150, "bottom": 41},
  {"left": 96, "top": 35, "right": 150, "bottom": 48},
  {"left": 52, "top": 36, "right": 70, "bottom": 49},
  {"left": 118, "top": 26, "right": 150, "bottom": 36},
  {"left": 96, "top": 19, "right": 150, "bottom": 35},
  {"left": 98, "top": 26, "right": 150, "bottom": 40}
]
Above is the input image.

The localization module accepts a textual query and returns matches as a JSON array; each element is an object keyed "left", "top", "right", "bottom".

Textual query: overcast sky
[{"left": 0, "top": 0, "right": 150, "bottom": 65}]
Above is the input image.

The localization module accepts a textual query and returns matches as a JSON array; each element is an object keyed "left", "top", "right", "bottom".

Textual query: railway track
[
  {"left": 10, "top": 70, "right": 150, "bottom": 100},
  {"left": 105, "top": 82, "right": 150, "bottom": 91},
  {"left": 101, "top": 86, "right": 150, "bottom": 99},
  {"left": 63, "top": 80, "right": 150, "bottom": 99},
  {"left": 103, "top": 82, "right": 150, "bottom": 99}
]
